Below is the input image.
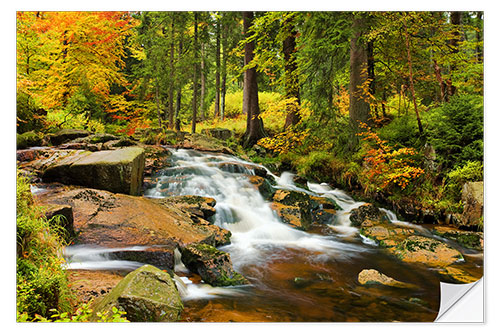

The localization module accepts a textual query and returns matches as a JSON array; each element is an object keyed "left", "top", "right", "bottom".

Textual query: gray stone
[{"left": 42, "top": 147, "right": 145, "bottom": 195}]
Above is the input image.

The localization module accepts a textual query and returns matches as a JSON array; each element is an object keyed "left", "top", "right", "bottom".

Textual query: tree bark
[
  {"left": 168, "top": 17, "right": 175, "bottom": 129},
  {"left": 214, "top": 16, "right": 221, "bottom": 118},
  {"left": 174, "top": 36, "right": 183, "bottom": 130},
  {"left": 199, "top": 42, "right": 206, "bottom": 121},
  {"left": 403, "top": 16, "right": 424, "bottom": 135},
  {"left": 283, "top": 16, "right": 301, "bottom": 129},
  {"left": 242, "top": 11, "right": 266, "bottom": 148},
  {"left": 221, "top": 14, "right": 228, "bottom": 121},
  {"left": 349, "top": 16, "right": 370, "bottom": 132},
  {"left": 154, "top": 78, "right": 163, "bottom": 129},
  {"left": 191, "top": 12, "right": 199, "bottom": 134}
]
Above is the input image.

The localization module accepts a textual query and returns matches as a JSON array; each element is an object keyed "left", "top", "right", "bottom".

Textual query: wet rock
[
  {"left": 271, "top": 202, "right": 309, "bottom": 230},
  {"left": 271, "top": 189, "right": 340, "bottom": 230},
  {"left": 358, "top": 269, "right": 417, "bottom": 289},
  {"left": 92, "top": 265, "right": 183, "bottom": 322},
  {"left": 151, "top": 195, "right": 217, "bottom": 220},
  {"left": 437, "top": 266, "right": 482, "bottom": 284},
  {"left": 42, "top": 204, "right": 75, "bottom": 241},
  {"left": 247, "top": 175, "right": 275, "bottom": 200},
  {"left": 433, "top": 226, "right": 483, "bottom": 250},
  {"left": 109, "top": 247, "right": 174, "bottom": 270},
  {"left": 36, "top": 188, "right": 225, "bottom": 251},
  {"left": 48, "top": 128, "right": 91, "bottom": 146},
  {"left": 392, "top": 235, "right": 463, "bottom": 267},
  {"left": 459, "top": 181, "right": 483, "bottom": 230},
  {"left": 17, "top": 149, "right": 41, "bottom": 163},
  {"left": 42, "top": 147, "right": 145, "bottom": 195},
  {"left": 143, "top": 146, "right": 171, "bottom": 176},
  {"left": 201, "top": 128, "right": 233, "bottom": 141},
  {"left": 350, "top": 203, "right": 385, "bottom": 227},
  {"left": 58, "top": 142, "right": 88, "bottom": 150},
  {"left": 180, "top": 243, "right": 248, "bottom": 287}
]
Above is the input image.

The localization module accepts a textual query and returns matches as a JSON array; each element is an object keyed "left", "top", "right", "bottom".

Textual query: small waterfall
[
  {"left": 145, "top": 149, "right": 369, "bottom": 270},
  {"left": 174, "top": 248, "right": 188, "bottom": 273},
  {"left": 380, "top": 208, "right": 430, "bottom": 234},
  {"left": 307, "top": 182, "right": 364, "bottom": 236},
  {"left": 63, "top": 245, "right": 146, "bottom": 270}
]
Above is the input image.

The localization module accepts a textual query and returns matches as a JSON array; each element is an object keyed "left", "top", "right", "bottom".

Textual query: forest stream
[{"left": 60, "top": 148, "right": 483, "bottom": 322}]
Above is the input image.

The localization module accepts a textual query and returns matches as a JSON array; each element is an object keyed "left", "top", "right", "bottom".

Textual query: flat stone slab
[{"left": 42, "top": 147, "right": 145, "bottom": 195}]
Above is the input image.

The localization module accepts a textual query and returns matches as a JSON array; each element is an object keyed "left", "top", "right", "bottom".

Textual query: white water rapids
[{"left": 61, "top": 148, "right": 417, "bottom": 300}]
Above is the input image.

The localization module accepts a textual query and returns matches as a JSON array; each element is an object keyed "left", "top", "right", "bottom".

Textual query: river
[{"left": 139, "top": 148, "right": 447, "bottom": 322}]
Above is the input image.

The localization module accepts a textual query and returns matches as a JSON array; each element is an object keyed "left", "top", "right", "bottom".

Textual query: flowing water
[
  {"left": 59, "top": 148, "right": 483, "bottom": 321},
  {"left": 141, "top": 149, "right": 446, "bottom": 322}
]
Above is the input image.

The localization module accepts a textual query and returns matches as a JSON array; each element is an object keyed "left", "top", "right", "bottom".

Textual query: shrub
[
  {"left": 425, "top": 94, "right": 483, "bottom": 169},
  {"left": 445, "top": 160, "right": 483, "bottom": 201},
  {"left": 16, "top": 172, "right": 72, "bottom": 320},
  {"left": 357, "top": 123, "right": 424, "bottom": 193}
]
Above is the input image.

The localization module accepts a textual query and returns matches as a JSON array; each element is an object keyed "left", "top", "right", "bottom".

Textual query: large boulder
[
  {"left": 459, "top": 181, "right": 484, "bottom": 230},
  {"left": 180, "top": 243, "right": 248, "bottom": 287},
  {"left": 349, "top": 203, "right": 385, "bottom": 227},
  {"left": 92, "top": 265, "right": 183, "bottom": 322},
  {"left": 392, "top": 235, "right": 463, "bottom": 267},
  {"left": 17, "top": 131, "right": 43, "bottom": 149},
  {"left": 270, "top": 189, "right": 339, "bottom": 230},
  {"left": 42, "top": 147, "right": 145, "bottom": 195},
  {"left": 48, "top": 128, "right": 91, "bottom": 146},
  {"left": 35, "top": 188, "right": 229, "bottom": 254}
]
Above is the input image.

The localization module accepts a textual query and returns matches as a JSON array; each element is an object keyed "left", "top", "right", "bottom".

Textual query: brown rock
[
  {"left": 358, "top": 269, "right": 417, "bottom": 289},
  {"left": 35, "top": 188, "right": 227, "bottom": 251}
]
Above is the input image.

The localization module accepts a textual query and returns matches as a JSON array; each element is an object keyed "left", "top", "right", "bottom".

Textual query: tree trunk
[
  {"left": 349, "top": 16, "right": 370, "bottom": 132},
  {"left": 174, "top": 30, "right": 183, "bottom": 130},
  {"left": 168, "top": 17, "right": 175, "bottom": 129},
  {"left": 433, "top": 59, "right": 447, "bottom": 102},
  {"left": 154, "top": 79, "right": 163, "bottom": 129},
  {"left": 214, "top": 16, "right": 221, "bottom": 118},
  {"left": 221, "top": 14, "right": 228, "bottom": 121},
  {"left": 191, "top": 12, "right": 199, "bottom": 134},
  {"left": 448, "top": 11, "right": 462, "bottom": 97},
  {"left": 403, "top": 16, "right": 424, "bottom": 135},
  {"left": 283, "top": 16, "right": 301, "bottom": 129},
  {"left": 199, "top": 42, "right": 206, "bottom": 121},
  {"left": 242, "top": 11, "right": 266, "bottom": 148}
]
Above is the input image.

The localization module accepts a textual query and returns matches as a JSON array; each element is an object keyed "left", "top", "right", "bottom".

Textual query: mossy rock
[
  {"left": 391, "top": 235, "right": 463, "bottom": 267},
  {"left": 180, "top": 243, "right": 248, "bottom": 287},
  {"left": 42, "top": 147, "right": 145, "bottom": 195},
  {"left": 350, "top": 203, "right": 385, "bottom": 227},
  {"left": 433, "top": 226, "right": 483, "bottom": 250},
  {"left": 247, "top": 175, "right": 275, "bottom": 201},
  {"left": 92, "top": 265, "right": 183, "bottom": 322},
  {"left": 17, "top": 131, "right": 43, "bottom": 149},
  {"left": 49, "top": 128, "right": 91, "bottom": 146}
]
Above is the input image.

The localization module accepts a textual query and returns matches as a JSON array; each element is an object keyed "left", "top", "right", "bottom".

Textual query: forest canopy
[{"left": 17, "top": 10, "right": 483, "bottom": 211}]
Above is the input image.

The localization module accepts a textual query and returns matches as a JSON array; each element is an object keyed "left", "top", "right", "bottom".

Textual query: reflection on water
[{"left": 143, "top": 149, "right": 450, "bottom": 322}]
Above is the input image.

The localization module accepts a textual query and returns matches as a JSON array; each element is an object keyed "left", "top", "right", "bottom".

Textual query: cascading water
[
  {"left": 145, "top": 149, "right": 369, "bottom": 270},
  {"left": 58, "top": 148, "right": 458, "bottom": 321}
]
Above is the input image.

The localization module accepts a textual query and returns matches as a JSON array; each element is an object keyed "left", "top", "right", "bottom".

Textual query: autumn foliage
[{"left": 357, "top": 122, "right": 424, "bottom": 191}]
